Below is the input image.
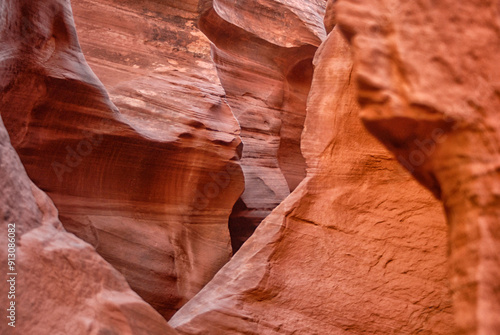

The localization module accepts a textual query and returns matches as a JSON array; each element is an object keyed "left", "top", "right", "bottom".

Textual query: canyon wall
[
  {"left": 336, "top": 0, "right": 500, "bottom": 333},
  {"left": 0, "top": 0, "right": 243, "bottom": 319},
  {"left": 197, "top": 0, "right": 327, "bottom": 251},
  {"left": 0, "top": 113, "right": 178, "bottom": 334},
  {"left": 69, "top": 0, "right": 324, "bottom": 255},
  {"left": 2, "top": 0, "right": 499, "bottom": 333},
  {"left": 170, "top": 26, "right": 455, "bottom": 334}
]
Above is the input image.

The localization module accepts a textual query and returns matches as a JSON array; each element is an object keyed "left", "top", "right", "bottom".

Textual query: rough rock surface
[
  {"left": 336, "top": 0, "right": 500, "bottom": 333},
  {"left": 169, "top": 27, "right": 455, "bottom": 334},
  {"left": 0, "top": 0, "right": 243, "bottom": 319},
  {"left": 0, "top": 113, "right": 179, "bottom": 334},
  {"left": 199, "top": 0, "right": 327, "bottom": 251}
]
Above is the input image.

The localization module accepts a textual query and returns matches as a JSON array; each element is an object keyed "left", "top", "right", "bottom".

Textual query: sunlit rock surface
[
  {"left": 169, "top": 27, "right": 455, "bottom": 335},
  {"left": 337, "top": 0, "right": 500, "bottom": 332}
]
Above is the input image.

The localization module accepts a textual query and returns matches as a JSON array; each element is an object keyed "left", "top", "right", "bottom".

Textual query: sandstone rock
[
  {"left": 169, "top": 27, "right": 455, "bottom": 334},
  {"left": 324, "top": 0, "right": 337, "bottom": 34},
  {"left": 199, "top": 0, "right": 327, "bottom": 251},
  {"left": 336, "top": 0, "right": 500, "bottom": 332},
  {"left": 0, "top": 0, "right": 244, "bottom": 319},
  {"left": 0, "top": 112, "right": 179, "bottom": 334}
]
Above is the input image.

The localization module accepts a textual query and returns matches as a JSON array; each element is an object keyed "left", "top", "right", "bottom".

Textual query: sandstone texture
[
  {"left": 169, "top": 27, "right": 455, "bottom": 335},
  {"left": 0, "top": 0, "right": 243, "bottom": 319},
  {"left": 199, "top": 0, "right": 327, "bottom": 251},
  {"left": 0, "top": 113, "right": 179, "bottom": 334},
  {"left": 2, "top": 0, "right": 498, "bottom": 333},
  {"left": 336, "top": 0, "right": 500, "bottom": 333}
]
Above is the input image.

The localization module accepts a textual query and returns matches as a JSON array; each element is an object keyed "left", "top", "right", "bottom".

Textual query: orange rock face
[
  {"left": 1, "top": 0, "right": 243, "bottom": 319},
  {"left": 336, "top": 0, "right": 500, "bottom": 332},
  {"left": 3, "top": 0, "right": 497, "bottom": 333},
  {"left": 169, "top": 27, "right": 455, "bottom": 334},
  {"left": 198, "top": 0, "right": 327, "bottom": 251},
  {"left": 0, "top": 114, "right": 178, "bottom": 334}
]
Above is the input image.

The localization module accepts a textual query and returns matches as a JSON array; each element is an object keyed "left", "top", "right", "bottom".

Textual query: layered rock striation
[
  {"left": 169, "top": 26, "right": 455, "bottom": 334},
  {"left": 2, "top": 0, "right": 494, "bottom": 333},
  {"left": 198, "top": 0, "right": 327, "bottom": 251},
  {"left": 0, "top": 113, "right": 179, "bottom": 334},
  {"left": 1, "top": 0, "right": 244, "bottom": 319}
]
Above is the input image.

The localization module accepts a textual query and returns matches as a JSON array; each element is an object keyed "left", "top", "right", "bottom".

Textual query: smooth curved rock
[
  {"left": 199, "top": 0, "right": 326, "bottom": 251},
  {"left": 0, "top": 113, "right": 178, "bottom": 334},
  {"left": 0, "top": 0, "right": 244, "bottom": 319},
  {"left": 336, "top": 0, "right": 500, "bottom": 332},
  {"left": 169, "top": 27, "right": 455, "bottom": 335}
]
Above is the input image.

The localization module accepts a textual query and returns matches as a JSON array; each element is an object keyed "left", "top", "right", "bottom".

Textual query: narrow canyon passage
[{"left": 1, "top": 0, "right": 499, "bottom": 334}]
